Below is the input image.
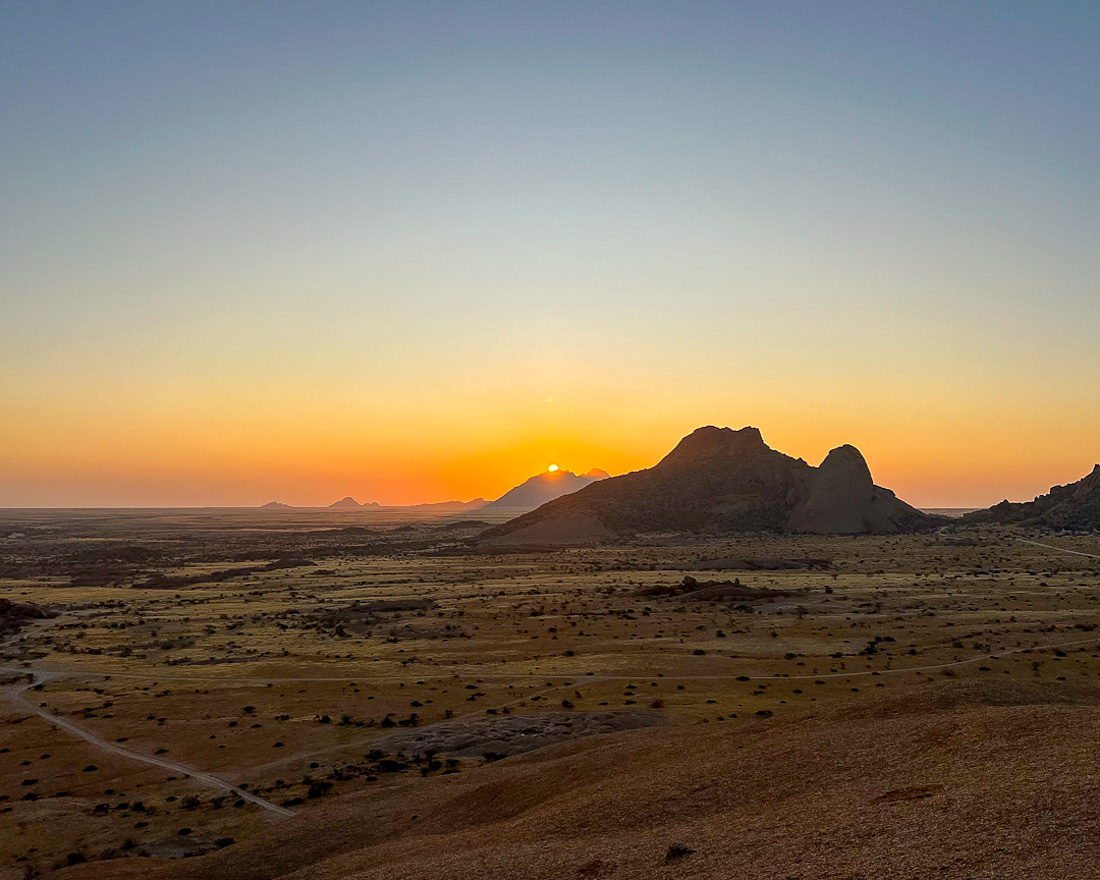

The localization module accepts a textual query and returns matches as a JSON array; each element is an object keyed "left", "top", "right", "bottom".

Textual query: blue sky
[{"left": 1, "top": 1, "right": 1098, "bottom": 506}]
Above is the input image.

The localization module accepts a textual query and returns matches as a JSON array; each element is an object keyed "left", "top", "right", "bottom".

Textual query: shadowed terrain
[{"left": 61, "top": 688, "right": 1100, "bottom": 880}]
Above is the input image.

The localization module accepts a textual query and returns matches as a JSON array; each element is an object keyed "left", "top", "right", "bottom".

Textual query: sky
[{"left": 1, "top": 0, "right": 1098, "bottom": 508}]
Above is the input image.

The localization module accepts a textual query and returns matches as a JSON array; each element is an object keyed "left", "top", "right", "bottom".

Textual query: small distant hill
[
  {"left": 479, "top": 468, "right": 609, "bottom": 515},
  {"left": 964, "top": 464, "right": 1100, "bottom": 531},
  {"left": 481, "top": 426, "right": 937, "bottom": 545},
  {"left": 327, "top": 497, "right": 381, "bottom": 509},
  {"left": 260, "top": 501, "right": 293, "bottom": 509}
]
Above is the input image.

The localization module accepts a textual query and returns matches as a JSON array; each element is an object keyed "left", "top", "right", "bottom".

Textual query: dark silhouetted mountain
[
  {"left": 788, "top": 444, "right": 931, "bottom": 535},
  {"left": 327, "top": 497, "right": 381, "bottom": 509},
  {"left": 479, "top": 469, "right": 608, "bottom": 515},
  {"left": 481, "top": 426, "right": 938, "bottom": 545},
  {"left": 964, "top": 464, "right": 1100, "bottom": 531},
  {"left": 260, "top": 501, "right": 293, "bottom": 509}
]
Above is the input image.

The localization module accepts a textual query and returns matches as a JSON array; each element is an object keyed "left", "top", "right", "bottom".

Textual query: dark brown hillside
[
  {"left": 483, "top": 426, "right": 814, "bottom": 540},
  {"left": 965, "top": 464, "right": 1100, "bottom": 531},
  {"left": 481, "top": 426, "right": 938, "bottom": 544}
]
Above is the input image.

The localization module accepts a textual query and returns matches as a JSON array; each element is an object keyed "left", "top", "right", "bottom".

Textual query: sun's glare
[{"left": 548, "top": 464, "right": 559, "bottom": 472}]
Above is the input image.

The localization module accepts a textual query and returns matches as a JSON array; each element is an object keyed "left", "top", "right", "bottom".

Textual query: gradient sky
[{"left": 2, "top": 1, "right": 1098, "bottom": 507}]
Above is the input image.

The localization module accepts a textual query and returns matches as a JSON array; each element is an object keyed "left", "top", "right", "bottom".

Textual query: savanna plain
[{"left": 2, "top": 509, "right": 1100, "bottom": 879}]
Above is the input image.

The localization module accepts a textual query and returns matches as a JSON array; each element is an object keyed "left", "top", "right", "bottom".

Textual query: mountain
[
  {"left": 963, "top": 464, "right": 1100, "bottom": 530},
  {"left": 327, "top": 497, "right": 381, "bottom": 509},
  {"left": 788, "top": 444, "right": 932, "bottom": 535},
  {"left": 481, "top": 426, "right": 937, "bottom": 545},
  {"left": 478, "top": 468, "right": 609, "bottom": 515},
  {"left": 260, "top": 501, "right": 293, "bottom": 509}
]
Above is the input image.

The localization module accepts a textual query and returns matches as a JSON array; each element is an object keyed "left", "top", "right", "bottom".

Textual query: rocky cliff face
[
  {"left": 480, "top": 427, "right": 938, "bottom": 545},
  {"left": 965, "top": 464, "right": 1100, "bottom": 531},
  {"left": 787, "top": 445, "right": 931, "bottom": 535}
]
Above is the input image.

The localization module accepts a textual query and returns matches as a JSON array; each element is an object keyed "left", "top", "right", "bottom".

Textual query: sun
[{"left": 547, "top": 464, "right": 559, "bottom": 472}]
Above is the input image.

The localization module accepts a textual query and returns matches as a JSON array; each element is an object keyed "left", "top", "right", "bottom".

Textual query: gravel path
[
  {"left": 1017, "top": 537, "right": 1100, "bottom": 559},
  {"left": 0, "top": 666, "right": 296, "bottom": 819}
]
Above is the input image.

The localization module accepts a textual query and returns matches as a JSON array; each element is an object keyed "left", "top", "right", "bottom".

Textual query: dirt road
[{"left": 0, "top": 666, "right": 296, "bottom": 819}]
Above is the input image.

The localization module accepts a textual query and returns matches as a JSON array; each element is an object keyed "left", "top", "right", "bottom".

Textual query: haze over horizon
[{"left": 3, "top": 1, "right": 1099, "bottom": 509}]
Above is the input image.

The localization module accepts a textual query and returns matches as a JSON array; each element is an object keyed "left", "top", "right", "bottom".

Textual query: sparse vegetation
[{"left": 1, "top": 508, "right": 1099, "bottom": 874}]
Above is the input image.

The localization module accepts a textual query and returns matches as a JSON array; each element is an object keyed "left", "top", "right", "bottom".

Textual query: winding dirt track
[
  {"left": 1016, "top": 538, "right": 1100, "bottom": 559},
  {"left": 0, "top": 666, "right": 295, "bottom": 819}
]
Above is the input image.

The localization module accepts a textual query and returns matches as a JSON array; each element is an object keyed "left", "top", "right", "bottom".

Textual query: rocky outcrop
[
  {"left": 480, "top": 426, "right": 938, "bottom": 545},
  {"left": 0, "top": 598, "right": 56, "bottom": 635},
  {"left": 636, "top": 575, "right": 796, "bottom": 603},
  {"left": 965, "top": 464, "right": 1100, "bottom": 531},
  {"left": 0, "top": 598, "right": 53, "bottom": 620},
  {"left": 787, "top": 445, "right": 931, "bottom": 534}
]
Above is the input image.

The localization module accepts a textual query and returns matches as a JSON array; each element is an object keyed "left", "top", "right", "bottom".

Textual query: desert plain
[{"left": 1, "top": 508, "right": 1099, "bottom": 879}]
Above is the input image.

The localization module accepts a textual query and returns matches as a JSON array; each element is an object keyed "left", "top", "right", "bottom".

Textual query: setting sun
[{"left": 547, "top": 464, "right": 559, "bottom": 472}]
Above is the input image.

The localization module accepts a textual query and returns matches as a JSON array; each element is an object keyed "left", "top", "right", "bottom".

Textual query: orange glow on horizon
[
  {"left": 2, "top": 358, "right": 1097, "bottom": 509},
  {"left": 3, "top": 411, "right": 1096, "bottom": 510}
]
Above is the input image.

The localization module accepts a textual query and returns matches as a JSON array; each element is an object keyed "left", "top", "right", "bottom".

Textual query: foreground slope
[
  {"left": 482, "top": 426, "right": 935, "bottom": 544},
  {"left": 67, "top": 685, "right": 1100, "bottom": 880},
  {"left": 965, "top": 464, "right": 1100, "bottom": 530}
]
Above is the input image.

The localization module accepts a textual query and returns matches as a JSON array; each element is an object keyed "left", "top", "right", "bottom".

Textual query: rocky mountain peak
[
  {"left": 655, "top": 425, "right": 768, "bottom": 470},
  {"left": 816, "top": 444, "right": 874, "bottom": 488}
]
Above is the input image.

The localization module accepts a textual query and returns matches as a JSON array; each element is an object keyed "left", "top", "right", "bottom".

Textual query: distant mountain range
[
  {"left": 255, "top": 437, "right": 1100, "bottom": 538},
  {"left": 963, "top": 464, "right": 1100, "bottom": 530},
  {"left": 259, "top": 497, "right": 485, "bottom": 511},
  {"left": 258, "top": 469, "right": 607, "bottom": 515},
  {"left": 327, "top": 496, "right": 380, "bottom": 509},
  {"left": 481, "top": 426, "right": 938, "bottom": 545},
  {"left": 478, "top": 468, "right": 609, "bottom": 514}
]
